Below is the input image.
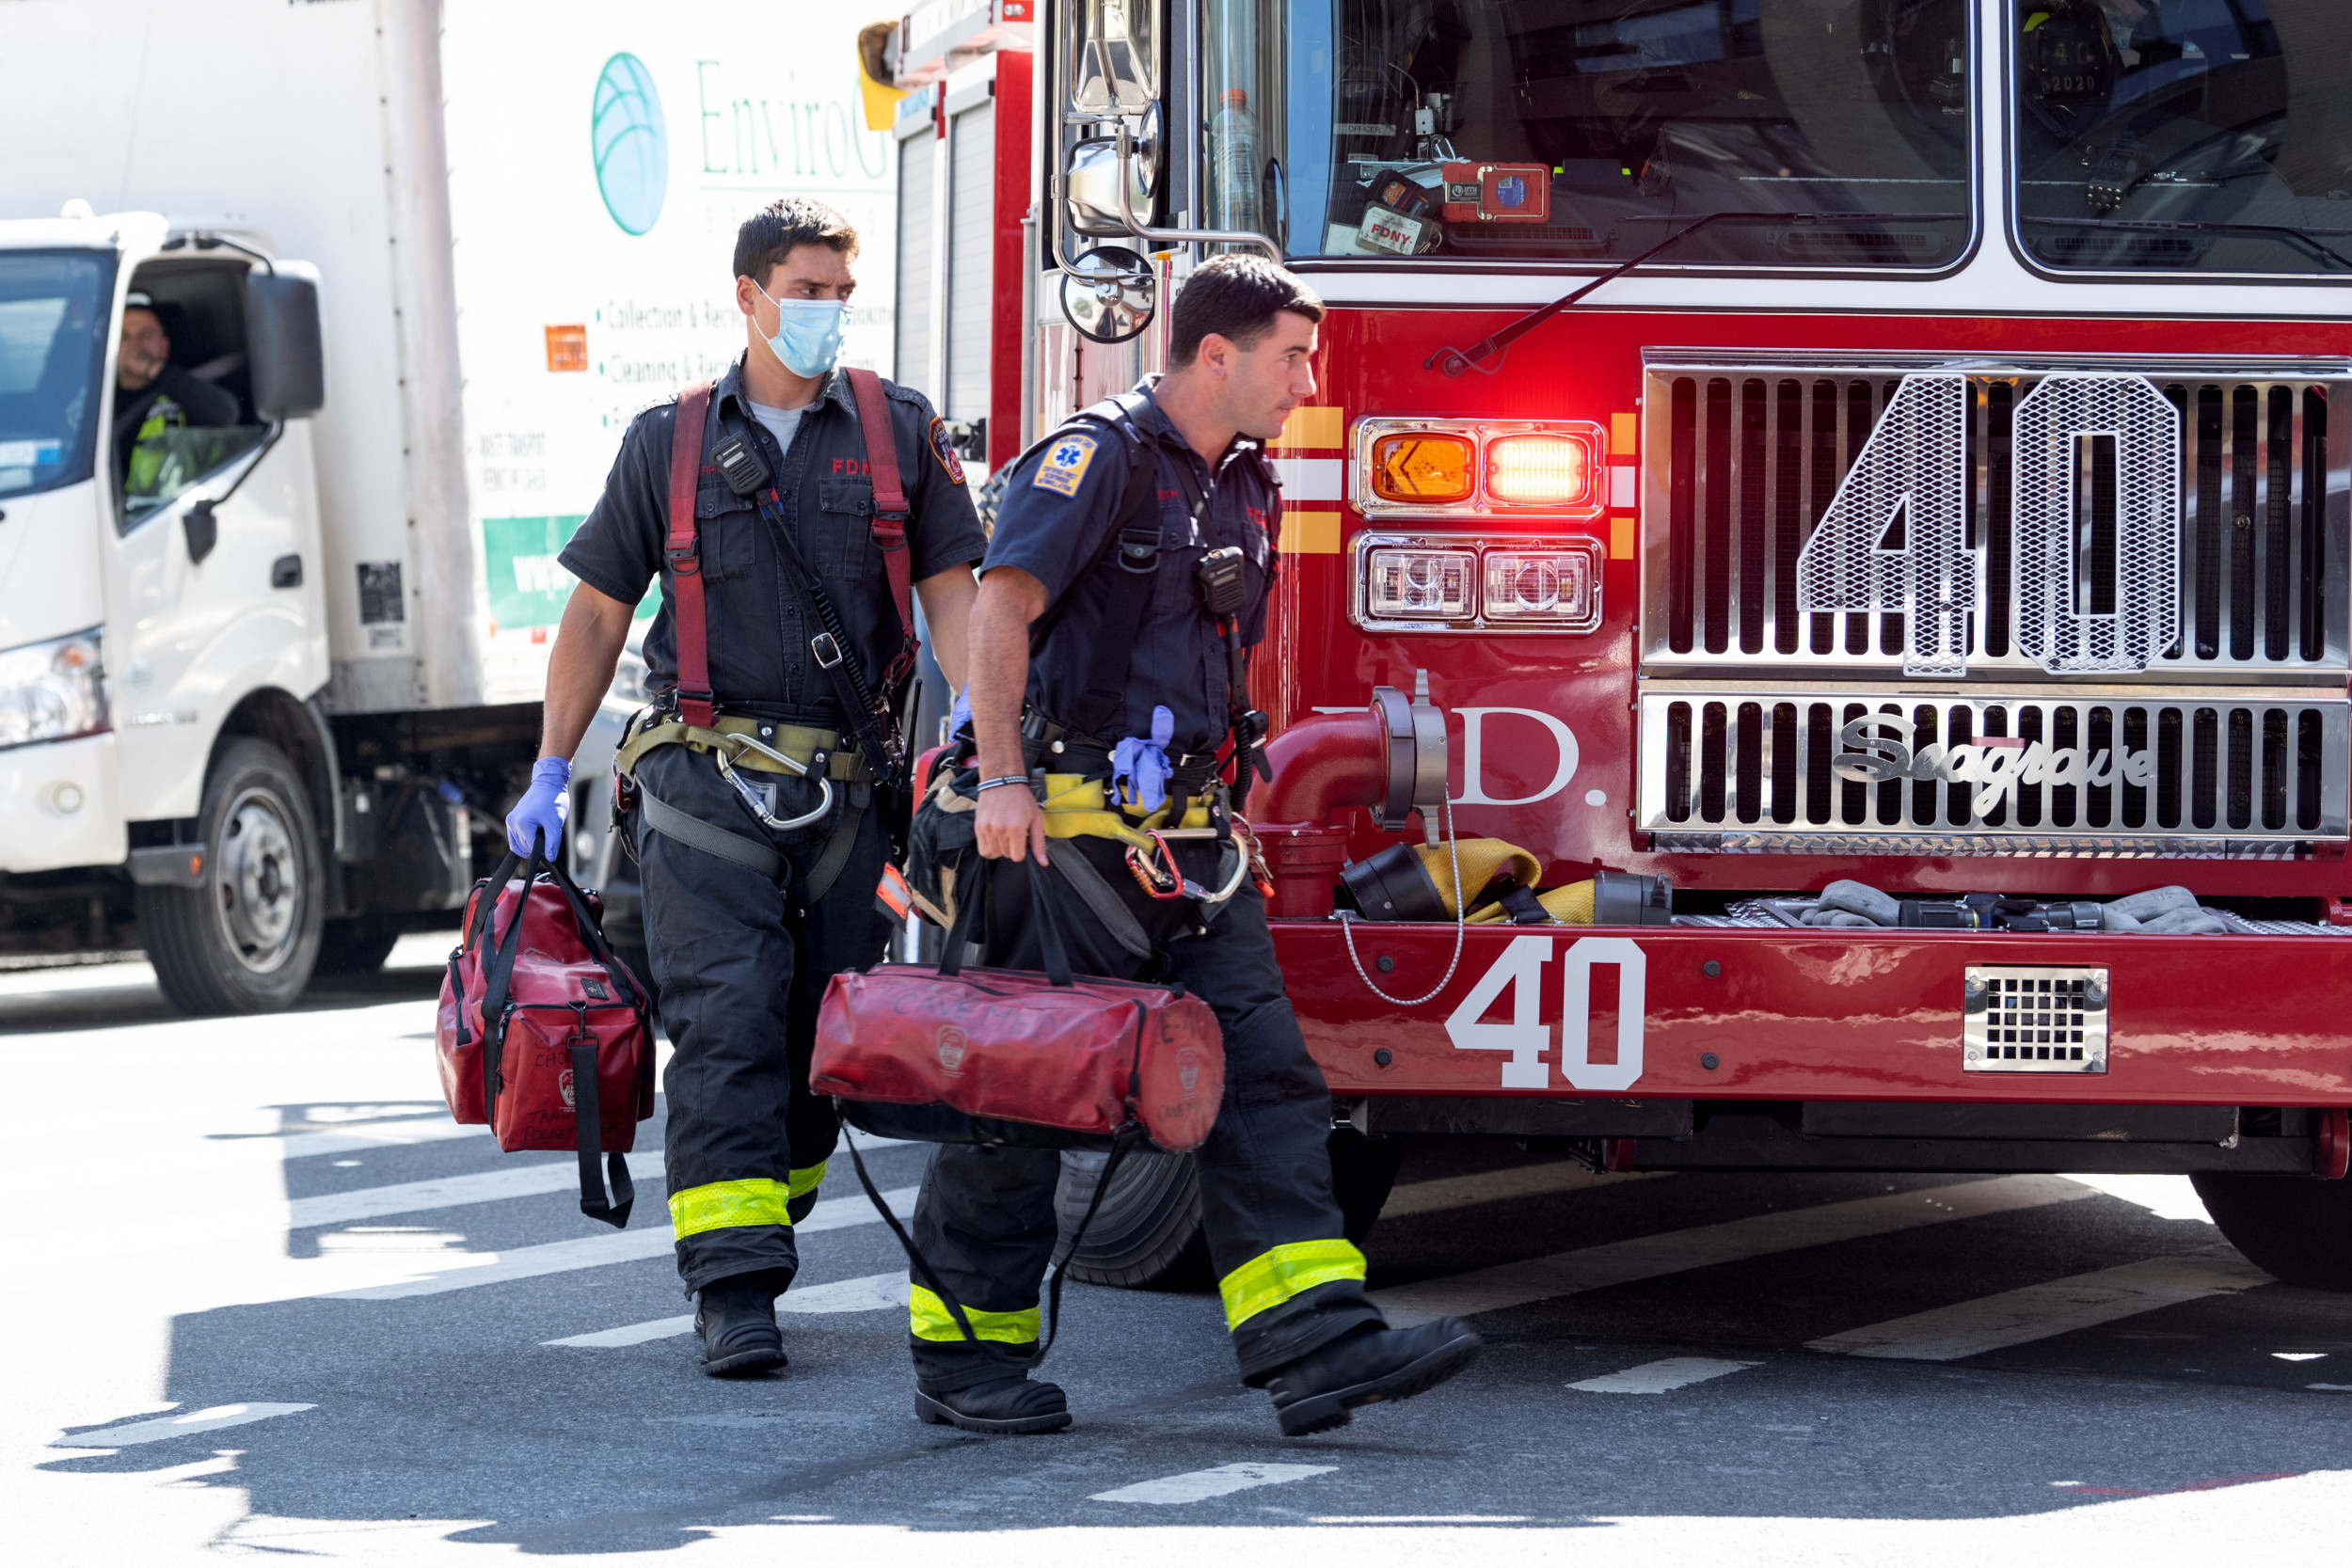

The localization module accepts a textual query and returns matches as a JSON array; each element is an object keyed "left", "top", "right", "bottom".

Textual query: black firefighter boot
[
  {"left": 695, "top": 1269, "right": 790, "bottom": 1377},
  {"left": 1263, "top": 1317, "right": 1483, "bottom": 1437},
  {"left": 914, "top": 1376, "right": 1073, "bottom": 1435}
]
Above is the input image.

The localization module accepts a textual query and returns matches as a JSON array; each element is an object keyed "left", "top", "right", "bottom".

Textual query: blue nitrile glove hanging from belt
[
  {"left": 948, "top": 683, "right": 973, "bottom": 740},
  {"left": 1113, "top": 705, "right": 1176, "bottom": 812},
  {"left": 507, "top": 755, "right": 571, "bottom": 858}
]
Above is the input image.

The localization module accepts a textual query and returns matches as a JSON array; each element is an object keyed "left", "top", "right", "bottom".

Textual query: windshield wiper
[
  {"left": 2018, "top": 214, "right": 2352, "bottom": 272},
  {"left": 1426, "top": 210, "right": 1967, "bottom": 377}
]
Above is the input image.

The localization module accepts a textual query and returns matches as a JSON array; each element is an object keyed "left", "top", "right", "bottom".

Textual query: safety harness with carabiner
[{"left": 616, "top": 371, "right": 918, "bottom": 901}]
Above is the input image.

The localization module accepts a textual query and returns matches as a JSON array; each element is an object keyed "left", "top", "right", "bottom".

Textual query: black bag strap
[
  {"left": 1062, "top": 431, "right": 1187, "bottom": 746},
  {"left": 840, "top": 1117, "right": 1141, "bottom": 1364},
  {"left": 476, "top": 838, "right": 547, "bottom": 1126},
  {"left": 757, "top": 491, "right": 908, "bottom": 790},
  {"left": 568, "top": 1015, "right": 636, "bottom": 1229},
  {"left": 938, "top": 855, "right": 1073, "bottom": 988}
]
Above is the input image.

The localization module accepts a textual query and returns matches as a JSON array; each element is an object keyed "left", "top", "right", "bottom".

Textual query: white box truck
[{"left": 0, "top": 0, "right": 898, "bottom": 1010}]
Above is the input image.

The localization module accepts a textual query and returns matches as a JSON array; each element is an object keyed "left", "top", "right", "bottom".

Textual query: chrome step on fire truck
[{"left": 882, "top": 0, "right": 2352, "bottom": 1290}]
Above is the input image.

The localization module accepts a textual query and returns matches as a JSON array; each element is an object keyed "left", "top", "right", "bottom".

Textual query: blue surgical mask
[{"left": 758, "top": 287, "right": 850, "bottom": 378}]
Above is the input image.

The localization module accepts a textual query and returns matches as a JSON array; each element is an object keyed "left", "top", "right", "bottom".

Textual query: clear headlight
[{"left": 0, "top": 627, "right": 108, "bottom": 751}]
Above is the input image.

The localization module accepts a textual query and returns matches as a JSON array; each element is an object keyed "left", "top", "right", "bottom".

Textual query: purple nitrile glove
[
  {"left": 1112, "top": 705, "right": 1175, "bottom": 812},
  {"left": 948, "top": 683, "right": 973, "bottom": 738},
  {"left": 506, "top": 755, "right": 572, "bottom": 859}
]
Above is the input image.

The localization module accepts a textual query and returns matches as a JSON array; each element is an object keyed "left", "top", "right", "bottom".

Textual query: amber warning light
[{"left": 1369, "top": 433, "right": 1474, "bottom": 503}]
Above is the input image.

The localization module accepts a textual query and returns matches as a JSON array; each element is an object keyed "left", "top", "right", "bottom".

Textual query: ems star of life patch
[{"left": 1032, "top": 432, "right": 1098, "bottom": 497}]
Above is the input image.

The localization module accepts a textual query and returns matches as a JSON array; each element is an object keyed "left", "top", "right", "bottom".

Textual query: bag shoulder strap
[
  {"left": 664, "top": 383, "right": 717, "bottom": 728},
  {"left": 842, "top": 369, "right": 915, "bottom": 657}
]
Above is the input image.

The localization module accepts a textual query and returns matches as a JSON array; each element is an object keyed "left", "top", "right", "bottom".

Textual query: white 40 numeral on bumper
[{"left": 1444, "top": 934, "right": 1648, "bottom": 1091}]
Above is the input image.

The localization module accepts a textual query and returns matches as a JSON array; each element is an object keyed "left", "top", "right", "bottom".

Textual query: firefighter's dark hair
[
  {"left": 734, "top": 198, "right": 860, "bottom": 286},
  {"left": 1168, "top": 255, "right": 1324, "bottom": 365}
]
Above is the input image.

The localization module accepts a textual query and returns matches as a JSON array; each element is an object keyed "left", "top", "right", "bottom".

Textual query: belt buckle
[{"left": 811, "top": 632, "right": 845, "bottom": 669}]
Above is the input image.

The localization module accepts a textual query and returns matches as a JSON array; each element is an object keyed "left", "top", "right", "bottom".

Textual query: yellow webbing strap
[
  {"left": 617, "top": 714, "right": 866, "bottom": 781},
  {"left": 668, "top": 1178, "right": 793, "bottom": 1240},
  {"left": 1037, "top": 772, "right": 1213, "bottom": 851},
  {"left": 1217, "top": 1239, "right": 1369, "bottom": 1330},
  {"left": 907, "top": 1284, "right": 1041, "bottom": 1344}
]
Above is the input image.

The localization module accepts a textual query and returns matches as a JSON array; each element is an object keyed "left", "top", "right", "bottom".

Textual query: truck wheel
[
  {"left": 1055, "top": 1148, "right": 1211, "bottom": 1289},
  {"left": 311, "top": 914, "right": 404, "bottom": 977},
  {"left": 2191, "top": 1173, "right": 2352, "bottom": 1290},
  {"left": 1055, "top": 1128, "right": 1407, "bottom": 1291},
  {"left": 138, "top": 738, "right": 323, "bottom": 1015}
]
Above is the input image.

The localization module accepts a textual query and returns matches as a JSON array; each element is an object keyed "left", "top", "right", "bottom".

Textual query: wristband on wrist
[{"left": 974, "top": 774, "right": 1032, "bottom": 795}]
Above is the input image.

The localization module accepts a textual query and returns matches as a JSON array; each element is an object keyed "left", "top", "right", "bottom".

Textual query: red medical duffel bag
[
  {"left": 436, "top": 842, "right": 653, "bottom": 1227},
  {"left": 810, "top": 857, "right": 1224, "bottom": 1155}
]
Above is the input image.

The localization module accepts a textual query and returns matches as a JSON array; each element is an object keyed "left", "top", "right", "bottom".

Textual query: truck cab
[{"left": 907, "top": 0, "right": 2352, "bottom": 1290}]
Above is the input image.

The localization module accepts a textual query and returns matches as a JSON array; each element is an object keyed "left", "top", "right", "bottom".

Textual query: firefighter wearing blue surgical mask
[{"left": 509, "top": 197, "right": 987, "bottom": 1380}]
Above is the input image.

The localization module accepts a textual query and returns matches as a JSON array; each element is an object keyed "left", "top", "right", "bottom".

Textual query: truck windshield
[
  {"left": 1204, "top": 0, "right": 1974, "bottom": 267},
  {"left": 2014, "top": 0, "right": 2352, "bottom": 276},
  {"left": 0, "top": 251, "right": 110, "bottom": 500}
]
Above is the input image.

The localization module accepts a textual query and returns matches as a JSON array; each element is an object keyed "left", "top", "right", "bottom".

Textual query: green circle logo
[{"left": 591, "top": 53, "right": 667, "bottom": 236}]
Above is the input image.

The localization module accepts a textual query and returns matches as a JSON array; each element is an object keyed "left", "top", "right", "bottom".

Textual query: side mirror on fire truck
[{"left": 1059, "top": 244, "right": 1154, "bottom": 345}]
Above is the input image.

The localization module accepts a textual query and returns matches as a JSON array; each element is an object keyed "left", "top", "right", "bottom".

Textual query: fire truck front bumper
[{"left": 1279, "top": 921, "right": 2352, "bottom": 1177}]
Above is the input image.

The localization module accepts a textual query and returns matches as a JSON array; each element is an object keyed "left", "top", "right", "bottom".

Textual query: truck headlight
[{"left": 0, "top": 628, "right": 108, "bottom": 751}]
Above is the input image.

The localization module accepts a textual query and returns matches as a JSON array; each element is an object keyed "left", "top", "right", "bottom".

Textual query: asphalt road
[{"left": 6, "top": 936, "right": 2351, "bottom": 1565}]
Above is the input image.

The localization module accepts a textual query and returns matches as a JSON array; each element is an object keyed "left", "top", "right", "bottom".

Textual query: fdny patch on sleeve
[
  {"left": 1031, "top": 431, "right": 1098, "bottom": 498},
  {"left": 926, "top": 418, "right": 966, "bottom": 485}
]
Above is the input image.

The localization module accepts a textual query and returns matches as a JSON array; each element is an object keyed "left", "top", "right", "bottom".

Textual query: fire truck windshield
[
  {"left": 1200, "top": 0, "right": 1972, "bottom": 268},
  {"left": 2013, "top": 0, "right": 2352, "bottom": 277}
]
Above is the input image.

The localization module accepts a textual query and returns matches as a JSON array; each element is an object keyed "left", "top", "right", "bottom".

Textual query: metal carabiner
[
  {"left": 713, "top": 735, "right": 834, "bottom": 832},
  {"left": 1124, "top": 831, "right": 1186, "bottom": 900}
]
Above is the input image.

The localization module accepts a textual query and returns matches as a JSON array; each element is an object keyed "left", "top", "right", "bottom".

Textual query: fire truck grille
[
  {"left": 1635, "top": 685, "right": 2351, "bottom": 857},
  {"left": 1639, "top": 356, "right": 2352, "bottom": 678}
]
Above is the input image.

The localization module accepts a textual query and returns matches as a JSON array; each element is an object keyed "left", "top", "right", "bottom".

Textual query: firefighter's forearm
[
  {"left": 915, "top": 564, "right": 979, "bottom": 693},
  {"left": 968, "top": 567, "right": 1045, "bottom": 780},
  {"left": 538, "top": 581, "right": 634, "bottom": 761}
]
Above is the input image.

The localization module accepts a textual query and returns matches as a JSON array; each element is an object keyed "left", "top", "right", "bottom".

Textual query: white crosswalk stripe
[
  {"left": 291, "top": 1155, "right": 660, "bottom": 1229},
  {"left": 1374, "top": 1175, "right": 2101, "bottom": 1327},
  {"left": 1089, "top": 1463, "right": 1337, "bottom": 1505},
  {"left": 51, "top": 1403, "right": 315, "bottom": 1449},
  {"left": 1805, "top": 1249, "right": 2270, "bottom": 1361},
  {"left": 321, "top": 1186, "right": 919, "bottom": 1301},
  {"left": 1570, "top": 1356, "right": 1759, "bottom": 1394},
  {"left": 544, "top": 1271, "right": 911, "bottom": 1347}
]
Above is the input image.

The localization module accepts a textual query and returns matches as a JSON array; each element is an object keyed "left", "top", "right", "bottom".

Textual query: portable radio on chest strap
[{"left": 618, "top": 370, "right": 919, "bottom": 900}]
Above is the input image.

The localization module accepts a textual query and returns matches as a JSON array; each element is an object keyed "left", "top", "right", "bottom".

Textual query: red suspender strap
[
  {"left": 664, "top": 381, "right": 715, "bottom": 729},
  {"left": 843, "top": 367, "right": 919, "bottom": 683}
]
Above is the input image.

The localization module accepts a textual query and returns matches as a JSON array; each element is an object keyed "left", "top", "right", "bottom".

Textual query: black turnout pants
[
  {"left": 629, "top": 742, "right": 894, "bottom": 1295},
  {"left": 906, "top": 835, "right": 1383, "bottom": 1393}
]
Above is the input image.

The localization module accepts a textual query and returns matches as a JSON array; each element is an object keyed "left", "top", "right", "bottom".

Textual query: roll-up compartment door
[
  {"left": 946, "top": 101, "right": 994, "bottom": 425},
  {"left": 895, "top": 128, "right": 936, "bottom": 400}
]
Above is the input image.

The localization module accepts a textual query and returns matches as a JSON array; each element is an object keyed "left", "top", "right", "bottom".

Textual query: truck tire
[
  {"left": 2191, "top": 1173, "right": 2352, "bottom": 1290},
  {"left": 1055, "top": 1128, "right": 1407, "bottom": 1291},
  {"left": 138, "top": 738, "right": 324, "bottom": 1015},
  {"left": 310, "top": 914, "right": 404, "bottom": 977}
]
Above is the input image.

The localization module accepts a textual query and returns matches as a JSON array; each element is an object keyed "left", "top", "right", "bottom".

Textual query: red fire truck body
[{"left": 884, "top": 0, "right": 2352, "bottom": 1275}]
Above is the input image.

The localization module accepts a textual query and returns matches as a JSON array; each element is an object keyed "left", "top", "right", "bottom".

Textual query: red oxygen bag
[
  {"left": 811, "top": 859, "right": 1224, "bottom": 1154},
  {"left": 436, "top": 844, "right": 654, "bottom": 1227}
]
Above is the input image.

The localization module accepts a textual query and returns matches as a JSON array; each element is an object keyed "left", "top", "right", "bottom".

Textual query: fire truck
[{"left": 879, "top": 0, "right": 2352, "bottom": 1292}]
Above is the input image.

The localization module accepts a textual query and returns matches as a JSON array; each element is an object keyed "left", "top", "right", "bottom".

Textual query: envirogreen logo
[{"left": 592, "top": 53, "right": 667, "bottom": 236}]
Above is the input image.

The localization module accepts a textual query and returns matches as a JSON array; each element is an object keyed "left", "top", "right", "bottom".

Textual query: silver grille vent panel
[
  {"left": 1636, "top": 684, "right": 2349, "bottom": 856},
  {"left": 1640, "top": 356, "right": 2351, "bottom": 681}
]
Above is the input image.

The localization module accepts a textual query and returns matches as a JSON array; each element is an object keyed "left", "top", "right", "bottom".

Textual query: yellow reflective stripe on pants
[
  {"left": 668, "top": 1178, "right": 792, "bottom": 1240},
  {"left": 907, "top": 1283, "right": 1040, "bottom": 1345},
  {"left": 787, "top": 1162, "right": 828, "bottom": 1200},
  {"left": 1217, "top": 1240, "right": 1368, "bottom": 1330}
]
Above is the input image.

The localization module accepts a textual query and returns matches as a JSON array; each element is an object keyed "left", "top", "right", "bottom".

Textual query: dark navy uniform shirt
[
  {"left": 984, "top": 378, "right": 1279, "bottom": 757},
  {"left": 560, "top": 357, "right": 986, "bottom": 722}
]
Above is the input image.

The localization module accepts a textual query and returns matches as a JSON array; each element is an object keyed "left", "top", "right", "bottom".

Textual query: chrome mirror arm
[{"left": 1116, "top": 121, "right": 1280, "bottom": 262}]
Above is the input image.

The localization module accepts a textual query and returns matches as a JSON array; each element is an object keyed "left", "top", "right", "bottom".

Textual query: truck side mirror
[{"left": 245, "top": 268, "right": 325, "bottom": 420}]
